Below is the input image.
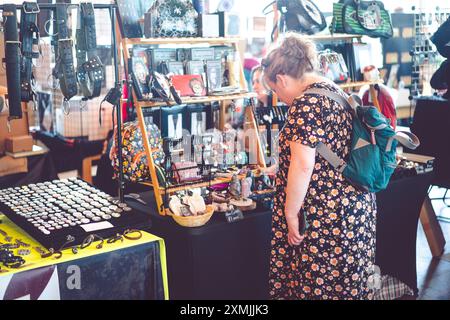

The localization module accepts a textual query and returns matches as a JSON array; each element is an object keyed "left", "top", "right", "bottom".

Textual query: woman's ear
[{"left": 276, "top": 74, "right": 288, "bottom": 88}]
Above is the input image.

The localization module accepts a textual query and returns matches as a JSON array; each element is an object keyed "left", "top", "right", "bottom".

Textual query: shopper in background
[
  {"left": 251, "top": 65, "right": 270, "bottom": 107},
  {"left": 262, "top": 33, "right": 376, "bottom": 300}
]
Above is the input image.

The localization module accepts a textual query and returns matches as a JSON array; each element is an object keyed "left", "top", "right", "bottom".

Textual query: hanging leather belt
[
  {"left": 19, "top": 1, "right": 41, "bottom": 103},
  {"left": 76, "top": 2, "right": 104, "bottom": 100},
  {"left": 2, "top": 4, "right": 22, "bottom": 120},
  {"left": 51, "top": 3, "right": 78, "bottom": 102}
]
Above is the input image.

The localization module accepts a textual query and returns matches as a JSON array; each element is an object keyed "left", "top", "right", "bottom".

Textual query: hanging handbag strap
[
  {"left": 2, "top": 4, "right": 22, "bottom": 120},
  {"left": 52, "top": 3, "right": 78, "bottom": 102},
  {"left": 75, "top": 2, "right": 104, "bottom": 100},
  {"left": 19, "top": 1, "right": 40, "bottom": 103}
]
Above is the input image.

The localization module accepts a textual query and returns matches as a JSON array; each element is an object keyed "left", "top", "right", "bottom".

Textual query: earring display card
[
  {"left": 147, "top": 48, "right": 177, "bottom": 72},
  {"left": 167, "top": 114, "right": 183, "bottom": 139},
  {"left": 186, "top": 60, "right": 205, "bottom": 76},
  {"left": 130, "top": 48, "right": 151, "bottom": 100},
  {"left": 168, "top": 61, "right": 185, "bottom": 75},
  {"left": 0, "top": 178, "right": 151, "bottom": 250},
  {"left": 188, "top": 48, "right": 215, "bottom": 61},
  {"left": 206, "top": 60, "right": 222, "bottom": 90},
  {"left": 191, "top": 112, "right": 207, "bottom": 135}
]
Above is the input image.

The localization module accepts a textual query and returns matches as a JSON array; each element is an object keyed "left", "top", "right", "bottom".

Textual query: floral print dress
[{"left": 269, "top": 82, "right": 377, "bottom": 300}]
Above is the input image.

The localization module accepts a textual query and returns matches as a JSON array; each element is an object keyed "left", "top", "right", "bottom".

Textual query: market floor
[{"left": 416, "top": 187, "right": 450, "bottom": 300}]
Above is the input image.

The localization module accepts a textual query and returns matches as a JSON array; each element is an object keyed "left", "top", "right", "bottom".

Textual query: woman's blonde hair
[{"left": 262, "top": 32, "right": 318, "bottom": 83}]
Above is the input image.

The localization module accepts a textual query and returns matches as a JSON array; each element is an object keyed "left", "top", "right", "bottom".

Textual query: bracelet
[
  {"left": 34, "top": 246, "right": 55, "bottom": 258},
  {"left": 0, "top": 229, "right": 12, "bottom": 242},
  {"left": 80, "top": 234, "right": 104, "bottom": 250},
  {"left": 17, "top": 249, "right": 31, "bottom": 256},
  {"left": 107, "top": 233, "right": 123, "bottom": 244},
  {"left": 80, "top": 234, "right": 95, "bottom": 250},
  {"left": 123, "top": 229, "right": 142, "bottom": 241},
  {"left": 16, "top": 239, "right": 30, "bottom": 248}
]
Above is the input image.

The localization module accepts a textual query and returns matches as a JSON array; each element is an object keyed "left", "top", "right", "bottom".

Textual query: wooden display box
[
  {"left": 5, "top": 135, "right": 33, "bottom": 153},
  {"left": 0, "top": 109, "right": 30, "bottom": 155}
]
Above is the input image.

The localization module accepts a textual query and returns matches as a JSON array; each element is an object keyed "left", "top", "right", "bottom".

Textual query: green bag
[
  {"left": 303, "top": 87, "right": 420, "bottom": 193},
  {"left": 332, "top": 0, "right": 393, "bottom": 39}
]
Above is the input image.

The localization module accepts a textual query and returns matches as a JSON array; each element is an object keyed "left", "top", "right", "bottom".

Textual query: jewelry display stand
[{"left": 115, "top": 20, "right": 267, "bottom": 215}]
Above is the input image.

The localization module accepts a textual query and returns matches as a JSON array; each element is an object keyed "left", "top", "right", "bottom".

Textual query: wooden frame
[{"left": 116, "top": 19, "right": 266, "bottom": 215}]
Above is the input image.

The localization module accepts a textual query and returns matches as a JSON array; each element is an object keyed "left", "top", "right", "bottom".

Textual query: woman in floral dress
[{"left": 262, "top": 34, "right": 377, "bottom": 300}]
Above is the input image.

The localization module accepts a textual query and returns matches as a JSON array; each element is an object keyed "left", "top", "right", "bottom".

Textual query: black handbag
[
  {"left": 146, "top": 0, "right": 198, "bottom": 38},
  {"left": 268, "top": 0, "right": 327, "bottom": 35}
]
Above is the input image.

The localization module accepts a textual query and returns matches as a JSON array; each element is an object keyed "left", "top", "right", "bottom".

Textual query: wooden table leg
[
  {"left": 81, "top": 154, "right": 102, "bottom": 184},
  {"left": 420, "top": 196, "right": 446, "bottom": 257}
]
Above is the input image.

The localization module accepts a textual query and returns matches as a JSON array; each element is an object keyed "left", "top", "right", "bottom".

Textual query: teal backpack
[{"left": 304, "top": 87, "right": 420, "bottom": 193}]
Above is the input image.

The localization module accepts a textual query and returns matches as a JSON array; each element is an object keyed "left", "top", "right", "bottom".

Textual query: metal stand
[{"left": 0, "top": 3, "right": 125, "bottom": 203}]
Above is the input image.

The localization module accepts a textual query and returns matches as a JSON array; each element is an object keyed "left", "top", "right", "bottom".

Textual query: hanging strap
[
  {"left": 52, "top": 3, "right": 78, "bottom": 101},
  {"left": 76, "top": 2, "right": 104, "bottom": 100},
  {"left": 386, "top": 131, "right": 420, "bottom": 152},
  {"left": 19, "top": 1, "right": 40, "bottom": 103},
  {"left": 2, "top": 4, "right": 22, "bottom": 120}
]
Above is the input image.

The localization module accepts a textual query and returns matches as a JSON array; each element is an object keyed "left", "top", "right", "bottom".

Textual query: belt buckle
[{"left": 24, "top": 4, "right": 40, "bottom": 14}]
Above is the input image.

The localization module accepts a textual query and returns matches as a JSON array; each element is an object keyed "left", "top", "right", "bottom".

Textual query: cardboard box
[
  {"left": 5, "top": 135, "right": 34, "bottom": 153},
  {"left": 0, "top": 156, "right": 28, "bottom": 177},
  {"left": 0, "top": 109, "right": 30, "bottom": 154},
  {"left": 0, "top": 32, "right": 6, "bottom": 87}
]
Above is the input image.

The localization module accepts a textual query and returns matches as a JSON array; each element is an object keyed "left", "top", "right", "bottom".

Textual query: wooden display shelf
[
  {"left": 339, "top": 80, "right": 382, "bottom": 89},
  {"left": 139, "top": 169, "right": 264, "bottom": 195},
  {"left": 140, "top": 177, "right": 230, "bottom": 195},
  {"left": 303, "top": 33, "right": 363, "bottom": 41},
  {"left": 123, "top": 37, "right": 243, "bottom": 46},
  {"left": 135, "top": 92, "right": 257, "bottom": 108}
]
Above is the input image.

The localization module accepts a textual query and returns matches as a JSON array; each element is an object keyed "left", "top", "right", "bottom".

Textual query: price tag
[{"left": 225, "top": 209, "right": 244, "bottom": 223}]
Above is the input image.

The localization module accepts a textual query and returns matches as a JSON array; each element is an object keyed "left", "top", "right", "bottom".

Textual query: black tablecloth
[
  {"left": 128, "top": 194, "right": 272, "bottom": 300},
  {"left": 0, "top": 152, "right": 58, "bottom": 188},
  {"left": 410, "top": 97, "right": 450, "bottom": 187},
  {"left": 33, "top": 131, "right": 105, "bottom": 173},
  {"left": 376, "top": 172, "right": 434, "bottom": 294},
  {"left": 129, "top": 172, "right": 433, "bottom": 299}
]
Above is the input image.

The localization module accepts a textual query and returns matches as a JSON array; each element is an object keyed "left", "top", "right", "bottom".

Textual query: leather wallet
[{"left": 171, "top": 75, "right": 206, "bottom": 97}]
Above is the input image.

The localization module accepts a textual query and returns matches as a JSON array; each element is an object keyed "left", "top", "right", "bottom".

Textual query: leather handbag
[
  {"left": 318, "top": 50, "right": 349, "bottom": 83},
  {"left": 171, "top": 75, "right": 207, "bottom": 97},
  {"left": 146, "top": 0, "right": 198, "bottom": 38},
  {"left": 332, "top": 0, "right": 393, "bottom": 39}
]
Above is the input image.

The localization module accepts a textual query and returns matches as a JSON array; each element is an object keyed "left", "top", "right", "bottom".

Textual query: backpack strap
[
  {"left": 386, "top": 131, "right": 420, "bottom": 152},
  {"left": 302, "top": 86, "right": 358, "bottom": 173},
  {"left": 303, "top": 87, "right": 361, "bottom": 113}
]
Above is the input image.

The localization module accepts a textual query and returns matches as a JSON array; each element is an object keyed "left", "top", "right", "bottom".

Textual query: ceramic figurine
[{"left": 229, "top": 174, "right": 241, "bottom": 199}]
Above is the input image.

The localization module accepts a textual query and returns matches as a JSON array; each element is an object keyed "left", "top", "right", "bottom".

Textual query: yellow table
[{"left": 0, "top": 215, "right": 168, "bottom": 300}]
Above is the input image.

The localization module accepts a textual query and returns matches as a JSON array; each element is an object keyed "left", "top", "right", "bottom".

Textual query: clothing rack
[{"left": 0, "top": 3, "right": 126, "bottom": 203}]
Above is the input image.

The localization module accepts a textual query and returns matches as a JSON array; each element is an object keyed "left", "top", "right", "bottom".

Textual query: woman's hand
[
  {"left": 258, "top": 164, "right": 277, "bottom": 176},
  {"left": 286, "top": 215, "right": 305, "bottom": 246}
]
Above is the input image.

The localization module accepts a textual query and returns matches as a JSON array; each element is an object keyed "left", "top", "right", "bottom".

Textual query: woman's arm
[{"left": 284, "top": 141, "right": 316, "bottom": 246}]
